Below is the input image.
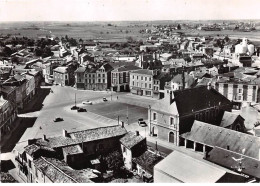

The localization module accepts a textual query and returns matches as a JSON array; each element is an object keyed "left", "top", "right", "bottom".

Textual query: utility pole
[{"left": 75, "top": 93, "right": 76, "bottom": 107}]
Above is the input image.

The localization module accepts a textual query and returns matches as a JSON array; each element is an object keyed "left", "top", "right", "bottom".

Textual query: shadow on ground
[
  {"left": 19, "top": 87, "right": 51, "bottom": 114},
  {"left": 1, "top": 117, "right": 37, "bottom": 153}
]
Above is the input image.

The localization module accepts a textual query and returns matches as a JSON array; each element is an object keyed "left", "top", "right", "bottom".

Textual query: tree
[
  {"left": 3, "top": 47, "right": 12, "bottom": 56},
  {"left": 103, "top": 150, "right": 124, "bottom": 175},
  {"left": 177, "top": 24, "right": 181, "bottom": 30}
]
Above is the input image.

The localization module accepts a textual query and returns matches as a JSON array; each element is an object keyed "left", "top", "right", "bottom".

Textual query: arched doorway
[
  {"left": 152, "top": 126, "right": 158, "bottom": 137},
  {"left": 169, "top": 131, "right": 175, "bottom": 143}
]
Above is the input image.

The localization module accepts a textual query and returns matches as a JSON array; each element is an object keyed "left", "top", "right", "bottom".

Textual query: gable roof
[
  {"left": 220, "top": 111, "right": 244, "bottom": 128},
  {"left": 206, "top": 147, "right": 260, "bottom": 179},
  {"left": 53, "top": 67, "right": 68, "bottom": 74},
  {"left": 181, "top": 120, "right": 260, "bottom": 160},
  {"left": 173, "top": 86, "right": 231, "bottom": 116},
  {"left": 74, "top": 67, "right": 86, "bottom": 73},
  {"left": 154, "top": 151, "right": 227, "bottom": 183},
  {"left": 120, "top": 132, "right": 145, "bottom": 149},
  {"left": 36, "top": 125, "right": 127, "bottom": 149},
  {"left": 130, "top": 69, "right": 153, "bottom": 76}
]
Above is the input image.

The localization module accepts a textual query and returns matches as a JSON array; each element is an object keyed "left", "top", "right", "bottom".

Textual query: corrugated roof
[
  {"left": 181, "top": 120, "right": 260, "bottom": 160},
  {"left": 154, "top": 151, "right": 227, "bottom": 183},
  {"left": 220, "top": 111, "right": 243, "bottom": 128},
  {"left": 206, "top": 147, "right": 260, "bottom": 179},
  {"left": 120, "top": 132, "right": 145, "bottom": 149}
]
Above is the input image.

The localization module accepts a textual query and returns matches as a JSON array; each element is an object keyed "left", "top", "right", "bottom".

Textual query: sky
[{"left": 0, "top": 0, "right": 260, "bottom": 22}]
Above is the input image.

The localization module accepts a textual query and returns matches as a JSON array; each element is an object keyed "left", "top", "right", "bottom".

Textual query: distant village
[{"left": 1, "top": 22, "right": 260, "bottom": 183}]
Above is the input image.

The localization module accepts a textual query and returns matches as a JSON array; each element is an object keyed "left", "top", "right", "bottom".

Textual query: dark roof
[
  {"left": 100, "top": 63, "right": 113, "bottom": 72},
  {"left": 153, "top": 72, "right": 172, "bottom": 81},
  {"left": 130, "top": 69, "right": 153, "bottom": 76},
  {"left": 132, "top": 150, "right": 163, "bottom": 174},
  {"left": 33, "top": 157, "right": 95, "bottom": 183},
  {"left": 119, "top": 132, "right": 145, "bottom": 149},
  {"left": 220, "top": 111, "right": 244, "bottom": 128},
  {"left": 206, "top": 147, "right": 260, "bottom": 179},
  {"left": 74, "top": 67, "right": 86, "bottom": 73},
  {"left": 173, "top": 86, "right": 231, "bottom": 116},
  {"left": 112, "top": 65, "right": 141, "bottom": 72},
  {"left": 36, "top": 125, "right": 127, "bottom": 149},
  {"left": 181, "top": 120, "right": 260, "bottom": 160}
]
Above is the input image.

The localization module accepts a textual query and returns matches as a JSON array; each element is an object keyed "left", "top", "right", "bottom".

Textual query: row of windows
[
  {"left": 86, "top": 79, "right": 106, "bottom": 84},
  {"left": 132, "top": 75, "right": 152, "bottom": 81},
  {"left": 152, "top": 112, "right": 177, "bottom": 127},
  {"left": 132, "top": 82, "right": 152, "bottom": 89}
]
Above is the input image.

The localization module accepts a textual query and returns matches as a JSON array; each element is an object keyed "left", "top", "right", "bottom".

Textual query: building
[
  {"left": 154, "top": 151, "right": 245, "bottom": 183},
  {"left": 0, "top": 95, "right": 17, "bottom": 137},
  {"left": 95, "top": 63, "right": 113, "bottom": 91},
  {"left": 120, "top": 131, "right": 146, "bottom": 170},
  {"left": 219, "top": 111, "right": 245, "bottom": 132},
  {"left": 53, "top": 66, "right": 74, "bottom": 86},
  {"left": 74, "top": 67, "right": 86, "bottom": 89},
  {"left": 130, "top": 69, "right": 154, "bottom": 97},
  {"left": 148, "top": 86, "right": 232, "bottom": 146},
  {"left": 153, "top": 72, "right": 172, "bottom": 99},
  {"left": 165, "top": 72, "right": 195, "bottom": 91},
  {"left": 212, "top": 77, "right": 258, "bottom": 104},
  {"left": 111, "top": 65, "right": 141, "bottom": 92},
  {"left": 84, "top": 67, "right": 97, "bottom": 90}
]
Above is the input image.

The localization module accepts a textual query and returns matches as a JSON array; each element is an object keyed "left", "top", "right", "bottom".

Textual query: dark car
[
  {"left": 138, "top": 118, "right": 144, "bottom": 124},
  {"left": 139, "top": 121, "right": 147, "bottom": 127},
  {"left": 54, "top": 117, "right": 63, "bottom": 122},
  {"left": 77, "top": 108, "right": 87, "bottom": 112},
  {"left": 71, "top": 106, "right": 79, "bottom": 110},
  {"left": 103, "top": 97, "right": 108, "bottom": 102}
]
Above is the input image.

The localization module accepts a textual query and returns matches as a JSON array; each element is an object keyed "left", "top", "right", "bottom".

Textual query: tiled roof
[
  {"left": 171, "top": 73, "right": 195, "bottom": 86},
  {"left": 112, "top": 65, "right": 141, "bottom": 72},
  {"left": 120, "top": 132, "right": 145, "bottom": 149},
  {"left": 24, "top": 144, "right": 55, "bottom": 157},
  {"left": 132, "top": 150, "right": 162, "bottom": 174},
  {"left": 154, "top": 150, "right": 227, "bottom": 183},
  {"left": 62, "top": 144, "right": 83, "bottom": 155},
  {"left": 173, "top": 86, "right": 231, "bottom": 116},
  {"left": 53, "top": 67, "right": 68, "bottom": 74},
  {"left": 206, "top": 147, "right": 260, "bottom": 179},
  {"left": 74, "top": 67, "right": 86, "bottom": 73},
  {"left": 130, "top": 69, "right": 153, "bottom": 76},
  {"left": 181, "top": 120, "right": 260, "bottom": 160},
  {"left": 33, "top": 157, "right": 95, "bottom": 183},
  {"left": 36, "top": 125, "right": 127, "bottom": 149},
  {"left": 220, "top": 111, "right": 243, "bottom": 128}
]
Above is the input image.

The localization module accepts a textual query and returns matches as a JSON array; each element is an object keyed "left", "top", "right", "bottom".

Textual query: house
[
  {"left": 154, "top": 151, "right": 245, "bottom": 183},
  {"left": 74, "top": 67, "right": 86, "bottom": 89},
  {"left": 95, "top": 63, "right": 113, "bottom": 91},
  {"left": 220, "top": 111, "right": 245, "bottom": 132},
  {"left": 153, "top": 72, "right": 172, "bottom": 99},
  {"left": 212, "top": 77, "right": 258, "bottom": 104},
  {"left": 111, "top": 65, "right": 141, "bottom": 92},
  {"left": 136, "top": 52, "right": 162, "bottom": 70},
  {"left": 120, "top": 131, "right": 146, "bottom": 170},
  {"left": 24, "top": 73, "right": 35, "bottom": 103},
  {"left": 53, "top": 64, "right": 78, "bottom": 87},
  {"left": 84, "top": 67, "right": 97, "bottom": 90},
  {"left": 132, "top": 150, "right": 163, "bottom": 182},
  {"left": 148, "top": 86, "right": 232, "bottom": 146},
  {"left": 0, "top": 95, "right": 17, "bottom": 137},
  {"left": 130, "top": 69, "right": 154, "bottom": 97},
  {"left": 164, "top": 72, "right": 195, "bottom": 91}
]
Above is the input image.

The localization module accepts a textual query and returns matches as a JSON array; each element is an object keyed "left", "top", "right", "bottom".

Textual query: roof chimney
[
  {"left": 42, "top": 134, "right": 47, "bottom": 141},
  {"left": 136, "top": 131, "right": 139, "bottom": 136},
  {"left": 63, "top": 129, "right": 69, "bottom": 137}
]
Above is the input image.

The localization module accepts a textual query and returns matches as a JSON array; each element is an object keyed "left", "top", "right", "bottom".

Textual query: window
[
  {"left": 149, "top": 84, "right": 151, "bottom": 89},
  {"left": 141, "top": 83, "right": 143, "bottom": 88},
  {"left": 98, "top": 74, "right": 101, "bottom": 77},
  {"left": 238, "top": 88, "right": 242, "bottom": 93},
  {"left": 133, "top": 81, "right": 134, "bottom": 86},
  {"left": 137, "top": 82, "right": 139, "bottom": 87},
  {"left": 123, "top": 146, "right": 126, "bottom": 153},
  {"left": 28, "top": 160, "right": 32, "bottom": 168},
  {"left": 170, "top": 117, "right": 174, "bottom": 125},
  {"left": 103, "top": 74, "right": 105, "bottom": 77},
  {"left": 149, "top": 77, "right": 151, "bottom": 81},
  {"left": 153, "top": 112, "right": 157, "bottom": 120},
  {"left": 93, "top": 79, "right": 95, "bottom": 83},
  {"left": 98, "top": 79, "right": 101, "bottom": 83},
  {"left": 145, "top": 83, "right": 147, "bottom": 88},
  {"left": 132, "top": 75, "right": 134, "bottom": 79},
  {"left": 141, "top": 76, "right": 143, "bottom": 80},
  {"left": 145, "top": 77, "right": 147, "bottom": 81},
  {"left": 137, "top": 76, "right": 138, "bottom": 80}
]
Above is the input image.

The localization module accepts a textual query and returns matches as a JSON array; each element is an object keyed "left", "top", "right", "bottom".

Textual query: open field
[{"left": 1, "top": 21, "right": 260, "bottom": 43}]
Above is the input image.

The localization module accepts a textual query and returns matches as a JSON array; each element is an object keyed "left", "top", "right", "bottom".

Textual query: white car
[{"left": 82, "top": 100, "right": 93, "bottom": 105}]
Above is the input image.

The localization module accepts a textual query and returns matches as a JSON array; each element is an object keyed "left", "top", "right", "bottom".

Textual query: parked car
[
  {"left": 77, "top": 108, "right": 87, "bottom": 112},
  {"left": 138, "top": 118, "right": 144, "bottom": 124},
  {"left": 71, "top": 106, "right": 79, "bottom": 110},
  {"left": 139, "top": 121, "right": 147, "bottom": 127},
  {"left": 103, "top": 97, "right": 108, "bottom": 102},
  {"left": 82, "top": 100, "right": 92, "bottom": 105},
  {"left": 54, "top": 117, "right": 63, "bottom": 122}
]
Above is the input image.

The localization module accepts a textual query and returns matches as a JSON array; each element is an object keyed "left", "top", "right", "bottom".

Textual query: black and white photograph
[{"left": 0, "top": 0, "right": 260, "bottom": 183}]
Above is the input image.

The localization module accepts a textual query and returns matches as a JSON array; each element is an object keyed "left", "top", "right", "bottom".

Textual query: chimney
[
  {"left": 28, "top": 139, "right": 37, "bottom": 145},
  {"left": 136, "top": 131, "right": 139, "bottom": 136},
  {"left": 121, "top": 121, "right": 124, "bottom": 128},
  {"left": 42, "top": 134, "right": 47, "bottom": 141},
  {"left": 63, "top": 129, "right": 68, "bottom": 137}
]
